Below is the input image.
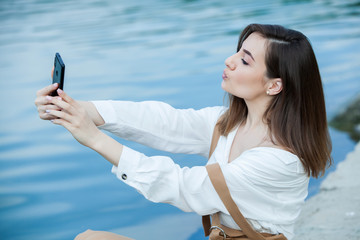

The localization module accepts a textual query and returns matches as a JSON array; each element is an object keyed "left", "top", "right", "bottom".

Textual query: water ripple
[{"left": 0, "top": 0, "right": 359, "bottom": 239}]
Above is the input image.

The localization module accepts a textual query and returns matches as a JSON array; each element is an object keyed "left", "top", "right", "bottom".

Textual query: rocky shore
[{"left": 293, "top": 141, "right": 360, "bottom": 240}]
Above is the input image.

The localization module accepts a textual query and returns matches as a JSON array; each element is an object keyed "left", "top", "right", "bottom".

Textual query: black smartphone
[{"left": 51, "top": 53, "right": 65, "bottom": 96}]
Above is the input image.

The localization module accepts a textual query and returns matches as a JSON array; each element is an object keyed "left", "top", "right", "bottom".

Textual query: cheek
[
  {"left": 230, "top": 71, "right": 266, "bottom": 96},
  {"left": 233, "top": 69, "right": 261, "bottom": 86}
]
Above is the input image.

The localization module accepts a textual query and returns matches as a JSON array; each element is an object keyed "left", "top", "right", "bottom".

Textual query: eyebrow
[{"left": 243, "top": 49, "right": 255, "bottom": 62}]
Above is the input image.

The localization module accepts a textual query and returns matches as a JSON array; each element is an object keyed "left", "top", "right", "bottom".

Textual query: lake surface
[{"left": 0, "top": 0, "right": 359, "bottom": 239}]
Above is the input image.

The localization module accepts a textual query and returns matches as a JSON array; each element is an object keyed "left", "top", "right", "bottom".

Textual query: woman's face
[{"left": 222, "top": 32, "right": 268, "bottom": 101}]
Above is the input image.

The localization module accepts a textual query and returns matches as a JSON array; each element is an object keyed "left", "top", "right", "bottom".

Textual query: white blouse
[{"left": 92, "top": 100, "right": 309, "bottom": 240}]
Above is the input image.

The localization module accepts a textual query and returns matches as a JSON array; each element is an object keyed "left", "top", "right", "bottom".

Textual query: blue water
[{"left": 1, "top": 0, "right": 359, "bottom": 239}]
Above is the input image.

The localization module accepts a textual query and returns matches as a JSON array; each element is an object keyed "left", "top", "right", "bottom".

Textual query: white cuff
[{"left": 111, "top": 145, "right": 143, "bottom": 184}]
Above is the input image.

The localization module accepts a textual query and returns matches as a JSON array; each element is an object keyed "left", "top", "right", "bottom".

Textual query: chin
[
  {"left": 221, "top": 80, "right": 228, "bottom": 91},
  {"left": 221, "top": 81, "right": 233, "bottom": 95}
]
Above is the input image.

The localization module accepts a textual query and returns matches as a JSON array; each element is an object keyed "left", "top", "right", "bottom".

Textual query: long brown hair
[{"left": 217, "top": 24, "right": 332, "bottom": 178}]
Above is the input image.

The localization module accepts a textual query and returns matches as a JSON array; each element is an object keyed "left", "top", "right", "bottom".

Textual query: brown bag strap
[
  {"left": 206, "top": 163, "right": 267, "bottom": 240},
  {"left": 202, "top": 124, "right": 222, "bottom": 236},
  {"left": 202, "top": 124, "right": 266, "bottom": 240},
  {"left": 202, "top": 214, "right": 212, "bottom": 237}
]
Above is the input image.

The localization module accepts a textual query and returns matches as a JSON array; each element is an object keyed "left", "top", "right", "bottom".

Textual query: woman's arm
[
  {"left": 92, "top": 100, "right": 225, "bottom": 157},
  {"left": 39, "top": 88, "right": 225, "bottom": 214},
  {"left": 35, "top": 83, "right": 221, "bottom": 159},
  {"left": 35, "top": 83, "right": 223, "bottom": 158}
]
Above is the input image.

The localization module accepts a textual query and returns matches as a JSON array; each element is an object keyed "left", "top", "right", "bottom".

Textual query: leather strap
[
  {"left": 202, "top": 124, "right": 266, "bottom": 240},
  {"left": 211, "top": 213, "right": 248, "bottom": 238},
  {"left": 206, "top": 163, "right": 267, "bottom": 240},
  {"left": 202, "top": 124, "right": 221, "bottom": 236}
]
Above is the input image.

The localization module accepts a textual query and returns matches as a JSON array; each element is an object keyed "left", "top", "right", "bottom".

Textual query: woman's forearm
[
  {"left": 77, "top": 101, "right": 123, "bottom": 165},
  {"left": 77, "top": 100, "right": 105, "bottom": 126},
  {"left": 91, "top": 130, "right": 123, "bottom": 166}
]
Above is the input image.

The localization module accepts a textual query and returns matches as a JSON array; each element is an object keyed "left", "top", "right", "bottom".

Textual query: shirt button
[{"left": 121, "top": 173, "right": 127, "bottom": 180}]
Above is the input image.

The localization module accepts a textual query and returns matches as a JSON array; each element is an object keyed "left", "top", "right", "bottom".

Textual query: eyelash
[{"left": 241, "top": 58, "right": 249, "bottom": 65}]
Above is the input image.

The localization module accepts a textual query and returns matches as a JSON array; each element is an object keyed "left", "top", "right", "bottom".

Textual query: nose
[{"left": 225, "top": 54, "right": 235, "bottom": 70}]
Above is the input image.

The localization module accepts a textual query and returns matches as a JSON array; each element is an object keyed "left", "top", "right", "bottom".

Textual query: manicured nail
[
  {"left": 57, "top": 88, "right": 63, "bottom": 94},
  {"left": 45, "top": 110, "right": 50, "bottom": 113},
  {"left": 53, "top": 83, "right": 58, "bottom": 87},
  {"left": 46, "top": 96, "right": 52, "bottom": 101}
]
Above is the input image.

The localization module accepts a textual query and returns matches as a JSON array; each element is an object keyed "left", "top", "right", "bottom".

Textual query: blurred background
[{"left": 0, "top": 0, "right": 359, "bottom": 239}]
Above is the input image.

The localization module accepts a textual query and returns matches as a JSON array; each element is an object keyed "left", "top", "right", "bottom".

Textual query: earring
[{"left": 266, "top": 90, "right": 270, "bottom": 95}]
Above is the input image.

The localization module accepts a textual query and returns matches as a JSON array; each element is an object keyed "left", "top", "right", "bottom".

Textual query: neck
[{"left": 243, "top": 97, "right": 269, "bottom": 132}]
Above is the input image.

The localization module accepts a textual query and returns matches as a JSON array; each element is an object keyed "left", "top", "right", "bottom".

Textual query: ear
[{"left": 267, "top": 78, "right": 283, "bottom": 95}]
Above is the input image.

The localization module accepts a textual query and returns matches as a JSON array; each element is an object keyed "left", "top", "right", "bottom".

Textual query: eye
[{"left": 241, "top": 58, "right": 249, "bottom": 65}]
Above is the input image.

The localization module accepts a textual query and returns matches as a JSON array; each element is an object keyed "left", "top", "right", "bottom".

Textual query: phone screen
[{"left": 51, "top": 53, "right": 65, "bottom": 96}]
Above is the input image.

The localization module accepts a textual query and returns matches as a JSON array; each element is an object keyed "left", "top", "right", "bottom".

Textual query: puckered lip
[{"left": 222, "top": 70, "right": 228, "bottom": 80}]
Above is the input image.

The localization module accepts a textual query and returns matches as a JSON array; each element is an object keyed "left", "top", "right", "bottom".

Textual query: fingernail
[
  {"left": 57, "top": 89, "right": 63, "bottom": 94},
  {"left": 46, "top": 96, "right": 52, "bottom": 101},
  {"left": 57, "top": 97, "right": 62, "bottom": 101},
  {"left": 45, "top": 110, "right": 50, "bottom": 113},
  {"left": 53, "top": 83, "right": 58, "bottom": 87}
]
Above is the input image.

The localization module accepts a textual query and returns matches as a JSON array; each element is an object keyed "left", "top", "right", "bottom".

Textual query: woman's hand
[
  {"left": 35, "top": 83, "right": 62, "bottom": 120},
  {"left": 45, "top": 88, "right": 102, "bottom": 149},
  {"left": 35, "top": 80, "right": 122, "bottom": 165},
  {"left": 35, "top": 67, "right": 61, "bottom": 120}
]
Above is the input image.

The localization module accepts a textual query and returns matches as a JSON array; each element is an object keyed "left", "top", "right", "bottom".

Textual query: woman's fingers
[
  {"left": 51, "top": 118, "right": 73, "bottom": 133},
  {"left": 52, "top": 89, "right": 84, "bottom": 116},
  {"left": 35, "top": 68, "right": 58, "bottom": 121},
  {"left": 49, "top": 95, "right": 75, "bottom": 115},
  {"left": 34, "top": 95, "right": 48, "bottom": 106},
  {"left": 56, "top": 89, "right": 78, "bottom": 107},
  {"left": 39, "top": 104, "right": 62, "bottom": 112},
  {"left": 36, "top": 83, "right": 58, "bottom": 97},
  {"left": 46, "top": 90, "right": 80, "bottom": 123},
  {"left": 38, "top": 104, "right": 62, "bottom": 120},
  {"left": 35, "top": 95, "right": 62, "bottom": 119},
  {"left": 46, "top": 109, "right": 72, "bottom": 122},
  {"left": 39, "top": 112, "right": 55, "bottom": 121},
  {"left": 35, "top": 95, "right": 61, "bottom": 106}
]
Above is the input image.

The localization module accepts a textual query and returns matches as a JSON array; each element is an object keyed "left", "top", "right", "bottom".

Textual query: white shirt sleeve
[
  {"left": 91, "top": 100, "right": 225, "bottom": 157},
  {"left": 112, "top": 145, "right": 309, "bottom": 224},
  {"left": 112, "top": 145, "right": 226, "bottom": 216}
]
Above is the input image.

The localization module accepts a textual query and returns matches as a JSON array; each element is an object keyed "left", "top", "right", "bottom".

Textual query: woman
[{"left": 35, "top": 24, "right": 332, "bottom": 240}]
